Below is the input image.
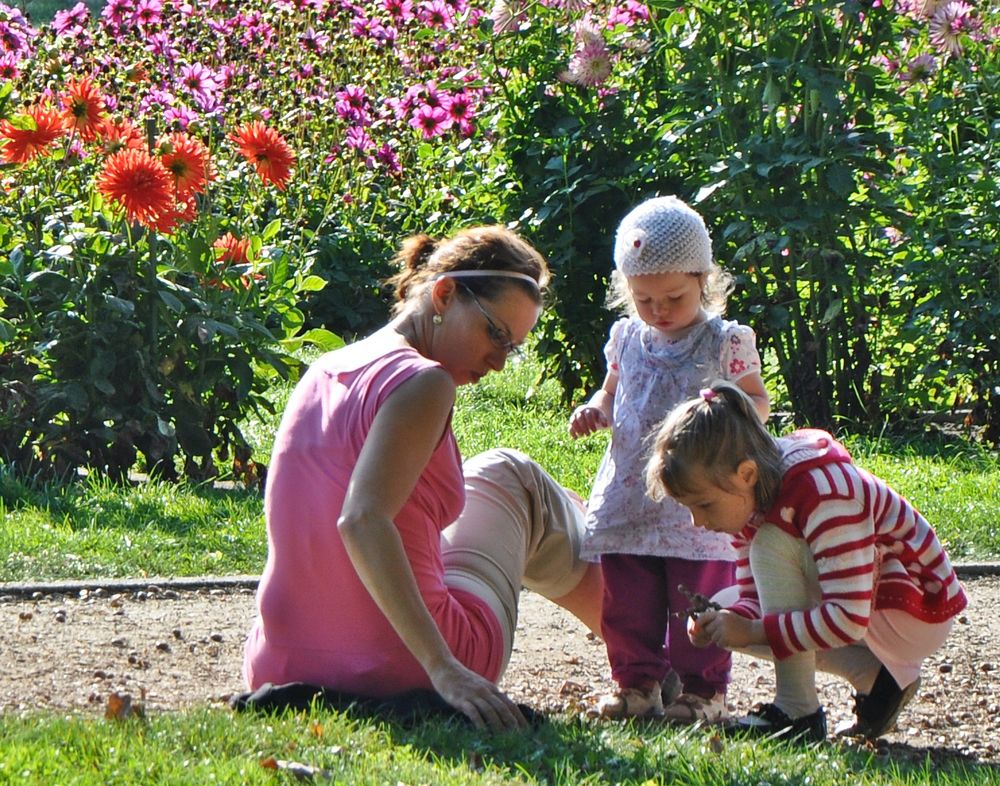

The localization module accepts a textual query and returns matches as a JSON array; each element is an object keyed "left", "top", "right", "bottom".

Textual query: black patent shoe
[
  {"left": 835, "top": 667, "right": 921, "bottom": 740},
  {"left": 731, "top": 702, "right": 827, "bottom": 743}
]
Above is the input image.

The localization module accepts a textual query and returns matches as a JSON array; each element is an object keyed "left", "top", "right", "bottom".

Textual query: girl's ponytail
[{"left": 646, "top": 381, "right": 783, "bottom": 511}]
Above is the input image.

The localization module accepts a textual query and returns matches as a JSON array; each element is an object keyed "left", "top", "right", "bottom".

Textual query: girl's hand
[
  {"left": 695, "top": 609, "right": 762, "bottom": 650},
  {"left": 687, "top": 613, "right": 713, "bottom": 648},
  {"left": 568, "top": 405, "right": 609, "bottom": 438},
  {"left": 428, "top": 657, "right": 528, "bottom": 732}
]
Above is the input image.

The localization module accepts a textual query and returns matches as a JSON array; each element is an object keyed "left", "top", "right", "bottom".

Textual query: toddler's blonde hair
[{"left": 605, "top": 266, "right": 734, "bottom": 317}]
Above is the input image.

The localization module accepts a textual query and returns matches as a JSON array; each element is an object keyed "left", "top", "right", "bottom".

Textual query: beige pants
[{"left": 441, "top": 449, "right": 590, "bottom": 676}]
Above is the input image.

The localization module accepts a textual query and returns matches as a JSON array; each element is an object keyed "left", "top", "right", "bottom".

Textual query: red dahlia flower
[
  {"left": 213, "top": 232, "right": 251, "bottom": 265},
  {"left": 97, "top": 149, "right": 176, "bottom": 230},
  {"left": 229, "top": 121, "right": 295, "bottom": 191},
  {"left": 96, "top": 117, "right": 145, "bottom": 156},
  {"left": 61, "top": 77, "right": 108, "bottom": 142},
  {"left": 158, "top": 132, "right": 212, "bottom": 197},
  {"left": 0, "top": 106, "right": 66, "bottom": 164}
]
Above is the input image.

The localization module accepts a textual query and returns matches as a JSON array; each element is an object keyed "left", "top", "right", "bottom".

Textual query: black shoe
[
  {"left": 731, "top": 703, "right": 827, "bottom": 743},
  {"left": 835, "top": 667, "right": 920, "bottom": 740}
]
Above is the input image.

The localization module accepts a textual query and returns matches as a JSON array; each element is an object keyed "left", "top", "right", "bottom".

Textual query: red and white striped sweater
[{"left": 728, "top": 430, "right": 968, "bottom": 660}]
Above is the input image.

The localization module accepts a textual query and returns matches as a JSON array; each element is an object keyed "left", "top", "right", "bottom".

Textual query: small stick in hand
[{"left": 677, "top": 583, "right": 721, "bottom": 620}]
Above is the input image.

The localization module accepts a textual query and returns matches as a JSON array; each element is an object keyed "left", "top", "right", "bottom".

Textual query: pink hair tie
[{"left": 699, "top": 388, "right": 717, "bottom": 402}]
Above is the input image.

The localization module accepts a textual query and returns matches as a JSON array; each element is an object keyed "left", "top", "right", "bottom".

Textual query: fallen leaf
[
  {"left": 259, "top": 758, "right": 333, "bottom": 781},
  {"left": 105, "top": 691, "right": 143, "bottom": 720}
]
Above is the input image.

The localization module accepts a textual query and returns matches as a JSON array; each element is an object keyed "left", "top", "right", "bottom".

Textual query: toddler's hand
[{"left": 568, "top": 405, "right": 608, "bottom": 438}]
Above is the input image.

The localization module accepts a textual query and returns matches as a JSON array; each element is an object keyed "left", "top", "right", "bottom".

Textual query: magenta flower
[
  {"left": 0, "top": 52, "right": 19, "bottom": 80},
  {"left": 902, "top": 53, "right": 938, "bottom": 82},
  {"left": 417, "top": 81, "right": 445, "bottom": 108},
  {"left": 561, "top": 39, "right": 613, "bottom": 87},
  {"left": 383, "top": 0, "right": 415, "bottom": 21},
  {"left": 607, "top": 1, "right": 649, "bottom": 27},
  {"left": 489, "top": 0, "right": 527, "bottom": 34},
  {"left": 53, "top": 2, "right": 90, "bottom": 36},
  {"left": 351, "top": 13, "right": 377, "bottom": 38},
  {"left": 345, "top": 125, "right": 374, "bottom": 153},
  {"left": 376, "top": 142, "right": 403, "bottom": 176},
  {"left": 163, "top": 104, "right": 198, "bottom": 130},
  {"left": 409, "top": 104, "right": 451, "bottom": 138},
  {"left": 178, "top": 63, "right": 220, "bottom": 101},
  {"left": 101, "top": 0, "right": 135, "bottom": 31},
  {"left": 0, "top": 14, "right": 35, "bottom": 58},
  {"left": 299, "top": 26, "right": 330, "bottom": 53},
  {"left": 139, "top": 87, "right": 176, "bottom": 117},
  {"left": 444, "top": 91, "right": 477, "bottom": 135},
  {"left": 133, "top": 0, "right": 163, "bottom": 27},
  {"left": 147, "top": 31, "right": 179, "bottom": 61},
  {"left": 418, "top": 0, "right": 456, "bottom": 29},
  {"left": 335, "top": 84, "right": 371, "bottom": 124}
]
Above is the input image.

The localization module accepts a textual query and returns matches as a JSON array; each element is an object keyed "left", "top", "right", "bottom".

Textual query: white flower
[
  {"left": 562, "top": 39, "right": 612, "bottom": 87},
  {"left": 929, "top": 1, "right": 977, "bottom": 57}
]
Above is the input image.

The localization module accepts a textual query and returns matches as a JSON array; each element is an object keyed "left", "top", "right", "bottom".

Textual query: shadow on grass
[
  {"left": 272, "top": 703, "right": 1000, "bottom": 785},
  {"left": 399, "top": 718, "right": 1000, "bottom": 785}
]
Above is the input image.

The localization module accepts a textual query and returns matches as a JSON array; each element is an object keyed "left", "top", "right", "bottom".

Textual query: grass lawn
[{"left": 2, "top": 703, "right": 997, "bottom": 786}]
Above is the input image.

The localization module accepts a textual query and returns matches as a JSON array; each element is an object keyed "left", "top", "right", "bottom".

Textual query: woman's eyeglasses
[{"left": 458, "top": 283, "right": 523, "bottom": 357}]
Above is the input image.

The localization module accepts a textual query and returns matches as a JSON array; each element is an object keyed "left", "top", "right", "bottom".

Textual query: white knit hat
[{"left": 613, "top": 196, "right": 713, "bottom": 275}]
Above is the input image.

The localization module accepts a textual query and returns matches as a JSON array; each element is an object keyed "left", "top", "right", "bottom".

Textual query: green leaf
[
  {"left": 158, "top": 290, "right": 184, "bottom": 312},
  {"left": 297, "top": 275, "right": 326, "bottom": 292},
  {"left": 825, "top": 164, "right": 855, "bottom": 197},
  {"left": 821, "top": 299, "right": 843, "bottom": 324},
  {"left": 104, "top": 296, "right": 135, "bottom": 317},
  {"left": 271, "top": 254, "right": 290, "bottom": 287},
  {"left": 44, "top": 244, "right": 74, "bottom": 261},
  {"left": 298, "top": 328, "right": 343, "bottom": 351},
  {"left": 261, "top": 219, "right": 282, "bottom": 241},
  {"left": 93, "top": 378, "right": 116, "bottom": 396}
]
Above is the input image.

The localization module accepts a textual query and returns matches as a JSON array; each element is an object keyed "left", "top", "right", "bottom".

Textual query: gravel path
[{"left": 1, "top": 576, "right": 997, "bottom": 767}]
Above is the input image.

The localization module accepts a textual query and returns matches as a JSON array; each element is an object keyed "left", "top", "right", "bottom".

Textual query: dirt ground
[{"left": 1, "top": 576, "right": 998, "bottom": 767}]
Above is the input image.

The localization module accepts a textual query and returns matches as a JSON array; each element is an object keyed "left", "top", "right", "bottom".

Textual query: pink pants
[{"left": 600, "top": 553, "right": 734, "bottom": 697}]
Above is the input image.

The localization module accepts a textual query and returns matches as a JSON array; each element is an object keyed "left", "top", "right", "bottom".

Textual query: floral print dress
[{"left": 581, "top": 314, "right": 762, "bottom": 561}]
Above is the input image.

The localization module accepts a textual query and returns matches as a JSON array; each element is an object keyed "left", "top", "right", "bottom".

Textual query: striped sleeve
[
  {"left": 727, "top": 527, "right": 762, "bottom": 620},
  {"left": 763, "top": 462, "right": 877, "bottom": 659}
]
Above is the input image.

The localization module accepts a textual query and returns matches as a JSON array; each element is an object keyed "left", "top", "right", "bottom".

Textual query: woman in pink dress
[{"left": 243, "top": 225, "right": 602, "bottom": 731}]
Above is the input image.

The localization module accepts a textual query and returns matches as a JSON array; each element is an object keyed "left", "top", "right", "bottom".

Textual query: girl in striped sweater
[{"left": 644, "top": 381, "right": 967, "bottom": 742}]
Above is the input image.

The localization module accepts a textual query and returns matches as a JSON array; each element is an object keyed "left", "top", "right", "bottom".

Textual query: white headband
[{"left": 435, "top": 269, "right": 539, "bottom": 289}]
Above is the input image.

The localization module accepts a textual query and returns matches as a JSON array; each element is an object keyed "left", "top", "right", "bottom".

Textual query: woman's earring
[{"left": 432, "top": 313, "right": 443, "bottom": 325}]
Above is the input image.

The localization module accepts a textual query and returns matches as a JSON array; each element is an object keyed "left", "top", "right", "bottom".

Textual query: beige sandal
[
  {"left": 597, "top": 683, "right": 664, "bottom": 718},
  {"left": 662, "top": 691, "right": 729, "bottom": 722}
]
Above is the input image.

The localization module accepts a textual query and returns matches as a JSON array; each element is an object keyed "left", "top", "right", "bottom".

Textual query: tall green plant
[
  {"left": 638, "top": 1, "right": 909, "bottom": 427},
  {"left": 889, "top": 35, "right": 999, "bottom": 441},
  {"left": 0, "top": 91, "right": 337, "bottom": 482},
  {"left": 490, "top": 0, "right": 999, "bottom": 433},
  {"left": 487, "top": 3, "right": 685, "bottom": 403}
]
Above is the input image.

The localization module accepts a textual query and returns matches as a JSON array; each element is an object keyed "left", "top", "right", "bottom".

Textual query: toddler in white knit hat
[{"left": 568, "top": 195, "right": 771, "bottom": 721}]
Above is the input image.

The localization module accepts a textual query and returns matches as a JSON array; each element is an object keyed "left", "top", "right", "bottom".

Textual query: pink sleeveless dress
[{"left": 243, "top": 347, "right": 503, "bottom": 695}]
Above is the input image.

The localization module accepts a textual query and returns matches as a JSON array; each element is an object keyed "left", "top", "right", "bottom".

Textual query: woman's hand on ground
[{"left": 429, "top": 659, "right": 528, "bottom": 732}]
